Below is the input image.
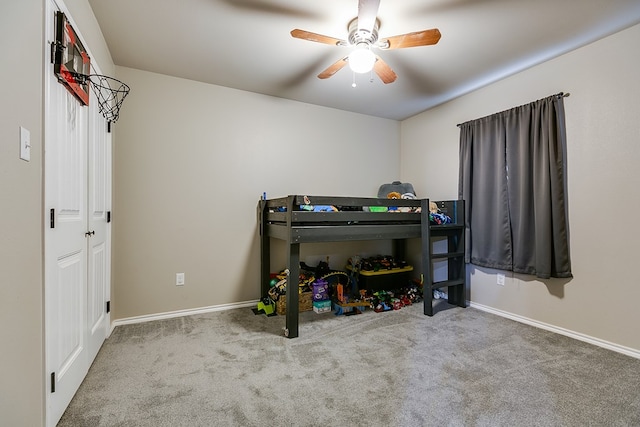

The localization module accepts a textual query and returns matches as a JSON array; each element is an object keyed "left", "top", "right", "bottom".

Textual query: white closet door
[
  {"left": 44, "top": 1, "right": 112, "bottom": 425},
  {"left": 45, "top": 71, "right": 90, "bottom": 427},
  {"left": 86, "top": 85, "right": 111, "bottom": 362}
]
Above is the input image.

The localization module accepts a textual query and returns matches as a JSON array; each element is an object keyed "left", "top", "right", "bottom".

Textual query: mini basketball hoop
[
  {"left": 53, "top": 12, "right": 130, "bottom": 127},
  {"left": 67, "top": 72, "right": 130, "bottom": 131},
  {"left": 88, "top": 74, "right": 130, "bottom": 123}
]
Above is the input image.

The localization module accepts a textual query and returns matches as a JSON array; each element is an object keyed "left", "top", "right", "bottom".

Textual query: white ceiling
[{"left": 88, "top": 0, "right": 640, "bottom": 121}]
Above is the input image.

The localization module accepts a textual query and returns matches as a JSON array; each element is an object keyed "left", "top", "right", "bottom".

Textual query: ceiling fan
[{"left": 291, "top": 0, "right": 441, "bottom": 84}]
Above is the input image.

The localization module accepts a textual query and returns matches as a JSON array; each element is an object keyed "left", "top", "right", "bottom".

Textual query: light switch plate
[
  {"left": 20, "top": 126, "right": 31, "bottom": 161},
  {"left": 176, "top": 273, "right": 185, "bottom": 286}
]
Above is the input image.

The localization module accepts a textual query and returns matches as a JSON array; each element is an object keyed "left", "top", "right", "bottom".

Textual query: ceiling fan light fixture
[
  {"left": 291, "top": 0, "right": 440, "bottom": 84},
  {"left": 348, "top": 45, "right": 376, "bottom": 73}
]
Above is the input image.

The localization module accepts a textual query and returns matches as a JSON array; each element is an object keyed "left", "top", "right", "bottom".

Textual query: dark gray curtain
[{"left": 458, "top": 94, "right": 572, "bottom": 279}]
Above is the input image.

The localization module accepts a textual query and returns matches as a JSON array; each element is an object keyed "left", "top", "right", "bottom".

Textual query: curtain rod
[{"left": 456, "top": 92, "right": 570, "bottom": 127}]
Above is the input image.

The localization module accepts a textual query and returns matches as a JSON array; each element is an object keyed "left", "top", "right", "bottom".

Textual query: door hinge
[
  {"left": 50, "top": 208, "right": 55, "bottom": 228},
  {"left": 51, "top": 372, "right": 56, "bottom": 393},
  {"left": 107, "top": 211, "right": 111, "bottom": 223},
  {"left": 106, "top": 301, "right": 111, "bottom": 313}
]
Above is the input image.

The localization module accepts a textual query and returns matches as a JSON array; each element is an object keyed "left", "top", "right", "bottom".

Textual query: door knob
[{"left": 85, "top": 230, "right": 95, "bottom": 237}]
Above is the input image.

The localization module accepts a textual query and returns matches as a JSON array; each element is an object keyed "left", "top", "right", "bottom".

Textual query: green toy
[{"left": 256, "top": 298, "right": 275, "bottom": 316}]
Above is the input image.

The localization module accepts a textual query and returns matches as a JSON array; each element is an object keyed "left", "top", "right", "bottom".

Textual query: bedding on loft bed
[
  {"left": 262, "top": 194, "right": 451, "bottom": 226},
  {"left": 261, "top": 195, "right": 428, "bottom": 242}
]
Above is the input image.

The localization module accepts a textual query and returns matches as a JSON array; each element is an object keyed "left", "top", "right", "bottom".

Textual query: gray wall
[
  {"left": 401, "top": 23, "right": 640, "bottom": 353},
  {"left": 111, "top": 66, "right": 401, "bottom": 319},
  {"left": 0, "top": 1, "right": 44, "bottom": 425}
]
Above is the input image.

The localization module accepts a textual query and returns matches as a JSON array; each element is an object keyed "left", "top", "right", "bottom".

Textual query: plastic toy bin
[{"left": 347, "top": 265, "right": 414, "bottom": 291}]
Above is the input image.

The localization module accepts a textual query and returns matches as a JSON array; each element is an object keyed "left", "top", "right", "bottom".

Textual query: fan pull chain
[{"left": 352, "top": 72, "right": 357, "bottom": 88}]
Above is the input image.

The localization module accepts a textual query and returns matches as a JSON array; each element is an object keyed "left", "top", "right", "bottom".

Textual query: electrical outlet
[
  {"left": 176, "top": 273, "right": 185, "bottom": 286},
  {"left": 497, "top": 273, "right": 505, "bottom": 286}
]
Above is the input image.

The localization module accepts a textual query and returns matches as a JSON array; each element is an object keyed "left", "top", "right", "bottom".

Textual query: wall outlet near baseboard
[
  {"left": 176, "top": 273, "right": 185, "bottom": 286},
  {"left": 497, "top": 273, "right": 505, "bottom": 286}
]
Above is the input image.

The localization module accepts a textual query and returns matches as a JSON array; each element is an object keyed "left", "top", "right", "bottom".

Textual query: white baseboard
[
  {"left": 470, "top": 302, "right": 640, "bottom": 360},
  {"left": 110, "top": 300, "right": 259, "bottom": 334}
]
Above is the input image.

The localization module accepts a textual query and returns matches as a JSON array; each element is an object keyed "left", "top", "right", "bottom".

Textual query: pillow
[{"left": 377, "top": 181, "right": 416, "bottom": 198}]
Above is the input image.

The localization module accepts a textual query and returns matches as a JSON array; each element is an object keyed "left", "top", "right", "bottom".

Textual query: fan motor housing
[{"left": 347, "top": 18, "right": 380, "bottom": 45}]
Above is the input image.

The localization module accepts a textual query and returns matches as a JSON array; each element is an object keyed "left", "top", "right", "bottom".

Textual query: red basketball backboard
[{"left": 54, "top": 11, "right": 91, "bottom": 105}]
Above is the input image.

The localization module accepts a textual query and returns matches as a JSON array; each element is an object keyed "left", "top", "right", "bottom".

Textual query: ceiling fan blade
[
  {"left": 357, "top": 0, "right": 380, "bottom": 32},
  {"left": 379, "top": 28, "right": 441, "bottom": 49},
  {"left": 373, "top": 56, "right": 397, "bottom": 84},
  {"left": 291, "top": 29, "right": 346, "bottom": 46},
  {"left": 318, "top": 57, "right": 348, "bottom": 79}
]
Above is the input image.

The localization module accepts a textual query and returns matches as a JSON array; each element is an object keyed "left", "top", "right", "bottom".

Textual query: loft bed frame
[{"left": 258, "top": 195, "right": 466, "bottom": 338}]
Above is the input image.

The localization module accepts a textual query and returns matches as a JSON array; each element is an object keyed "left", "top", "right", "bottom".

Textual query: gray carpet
[{"left": 58, "top": 302, "right": 640, "bottom": 426}]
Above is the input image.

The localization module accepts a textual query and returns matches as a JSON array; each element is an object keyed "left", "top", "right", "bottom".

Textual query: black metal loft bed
[{"left": 258, "top": 195, "right": 466, "bottom": 338}]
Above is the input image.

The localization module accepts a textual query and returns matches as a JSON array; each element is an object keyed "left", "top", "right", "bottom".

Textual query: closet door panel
[
  {"left": 45, "top": 3, "right": 111, "bottom": 424},
  {"left": 45, "top": 76, "right": 89, "bottom": 427},
  {"left": 86, "top": 97, "right": 111, "bottom": 362}
]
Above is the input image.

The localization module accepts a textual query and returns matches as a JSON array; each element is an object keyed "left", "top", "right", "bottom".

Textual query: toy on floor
[
  {"left": 334, "top": 301, "right": 369, "bottom": 316},
  {"left": 371, "top": 290, "right": 393, "bottom": 312},
  {"left": 252, "top": 297, "right": 277, "bottom": 316},
  {"left": 333, "top": 281, "right": 369, "bottom": 316}
]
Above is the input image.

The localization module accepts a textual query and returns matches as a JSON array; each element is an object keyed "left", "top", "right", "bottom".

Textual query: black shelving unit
[{"left": 425, "top": 200, "right": 467, "bottom": 315}]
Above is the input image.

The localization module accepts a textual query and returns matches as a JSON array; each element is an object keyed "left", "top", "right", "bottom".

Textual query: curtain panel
[{"left": 458, "top": 94, "right": 572, "bottom": 279}]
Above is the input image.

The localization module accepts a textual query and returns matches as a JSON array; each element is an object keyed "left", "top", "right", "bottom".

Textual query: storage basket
[{"left": 275, "top": 291, "right": 313, "bottom": 315}]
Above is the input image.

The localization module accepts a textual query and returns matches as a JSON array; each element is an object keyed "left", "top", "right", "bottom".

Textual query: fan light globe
[{"left": 348, "top": 46, "right": 375, "bottom": 73}]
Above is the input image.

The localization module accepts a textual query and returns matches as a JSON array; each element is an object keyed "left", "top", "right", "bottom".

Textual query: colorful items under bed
[{"left": 260, "top": 256, "right": 424, "bottom": 317}]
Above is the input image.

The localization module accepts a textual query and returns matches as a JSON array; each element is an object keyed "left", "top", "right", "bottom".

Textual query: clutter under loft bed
[{"left": 258, "top": 195, "right": 467, "bottom": 338}]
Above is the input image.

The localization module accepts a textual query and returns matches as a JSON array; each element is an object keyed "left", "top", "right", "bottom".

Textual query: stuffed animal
[{"left": 386, "top": 191, "right": 402, "bottom": 199}]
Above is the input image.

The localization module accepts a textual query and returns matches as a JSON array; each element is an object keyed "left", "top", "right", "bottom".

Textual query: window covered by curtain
[{"left": 458, "top": 93, "right": 572, "bottom": 279}]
